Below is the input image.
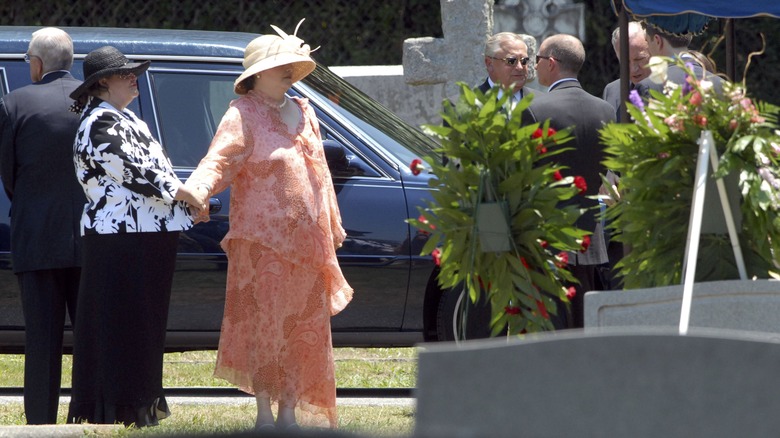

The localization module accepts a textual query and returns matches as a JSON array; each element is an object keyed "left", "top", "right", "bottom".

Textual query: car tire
[{"left": 435, "top": 284, "right": 494, "bottom": 342}]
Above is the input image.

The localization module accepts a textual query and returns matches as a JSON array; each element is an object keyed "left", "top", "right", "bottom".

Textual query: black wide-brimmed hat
[{"left": 69, "top": 45, "right": 150, "bottom": 102}]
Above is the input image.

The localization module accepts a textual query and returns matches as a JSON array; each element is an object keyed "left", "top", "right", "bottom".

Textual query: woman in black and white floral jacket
[{"left": 66, "top": 46, "right": 204, "bottom": 428}]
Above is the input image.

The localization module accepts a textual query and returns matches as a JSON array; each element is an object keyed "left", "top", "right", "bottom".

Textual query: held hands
[{"left": 174, "top": 182, "right": 211, "bottom": 222}]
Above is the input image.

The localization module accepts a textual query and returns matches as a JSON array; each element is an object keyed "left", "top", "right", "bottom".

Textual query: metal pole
[
  {"left": 618, "top": 0, "right": 630, "bottom": 123},
  {"left": 725, "top": 19, "right": 736, "bottom": 82},
  {"left": 680, "top": 131, "right": 714, "bottom": 335}
]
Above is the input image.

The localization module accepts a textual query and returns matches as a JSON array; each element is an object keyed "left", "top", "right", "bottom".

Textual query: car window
[
  {"left": 150, "top": 70, "right": 235, "bottom": 167},
  {"left": 319, "top": 126, "right": 381, "bottom": 178},
  {"left": 150, "top": 69, "right": 383, "bottom": 179},
  {"left": 300, "top": 66, "right": 440, "bottom": 168}
]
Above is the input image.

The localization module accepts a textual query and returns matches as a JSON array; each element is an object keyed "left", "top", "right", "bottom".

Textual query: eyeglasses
[
  {"left": 535, "top": 55, "right": 553, "bottom": 65},
  {"left": 488, "top": 56, "right": 530, "bottom": 67},
  {"left": 116, "top": 72, "right": 137, "bottom": 80},
  {"left": 23, "top": 53, "right": 39, "bottom": 63}
]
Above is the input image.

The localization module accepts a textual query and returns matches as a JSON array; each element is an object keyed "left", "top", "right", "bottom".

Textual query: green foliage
[
  {"left": 0, "top": 0, "right": 442, "bottom": 67},
  {"left": 409, "top": 83, "right": 591, "bottom": 335},
  {"left": 601, "top": 57, "right": 780, "bottom": 289}
]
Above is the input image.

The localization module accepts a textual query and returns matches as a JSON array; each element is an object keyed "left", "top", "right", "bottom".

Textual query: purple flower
[
  {"left": 682, "top": 65, "right": 695, "bottom": 95},
  {"left": 628, "top": 89, "right": 644, "bottom": 112}
]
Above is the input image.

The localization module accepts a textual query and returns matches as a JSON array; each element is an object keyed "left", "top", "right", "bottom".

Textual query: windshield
[{"left": 299, "top": 65, "right": 440, "bottom": 169}]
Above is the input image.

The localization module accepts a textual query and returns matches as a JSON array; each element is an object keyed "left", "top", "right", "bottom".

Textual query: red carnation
[
  {"left": 553, "top": 170, "right": 563, "bottom": 181},
  {"left": 580, "top": 235, "right": 591, "bottom": 253},
  {"left": 566, "top": 286, "right": 577, "bottom": 299},
  {"left": 505, "top": 306, "right": 521, "bottom": 315},
  {"left": 520, "top": 257, "right": 530, "bottom": 269},
  {"left": 417, "top": 214, "right": 435, "bottom": 234},
  {"left": 477, "top": 276, "right": 492, "bottom": 291},
  {"left": 555, "top": 251, "right": 569, "bottom": 268},
  {"left": 540, "top": 240, "right": 549, "bottom": 249},
  {"left": 535, "top": 300, "right": 550, "bottom": 320},
  {"left": 410, "top": 158, "right": 425, "bottom": 176},
  {"left": 689, "top": 91, "right": 702, "bottom": 106},
  {"left": 536, "top": 144, "right": 547, "bottom": 154},
  {"left": 431, "top": 248, "right": 441, "bottom": 266},
  {"left": 573, "top": 176, "right": 587, "bottom": 194},
  {"left": 532, "top": 127, "right": 557, "bottom": 140}
]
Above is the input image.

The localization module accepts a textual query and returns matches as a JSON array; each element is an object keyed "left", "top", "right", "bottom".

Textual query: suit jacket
[
  {"left": 0, "top": 71, "right": 85, "bottom": 273},
  {"left": 602, "top": 78, "right": 653, "bottom": 122},
  {"left": 524, "top": 80, "right": 616, "bottom": 264},
  {"left": 477, "top": 78, "right": 534, "bottom": 101}
]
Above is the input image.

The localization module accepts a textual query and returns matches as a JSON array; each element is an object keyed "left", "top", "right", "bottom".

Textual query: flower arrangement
[
  {"left": 408, "top": 83, "right": 591, "bottom": 336},
  {"left": 600, "top": 56, "right": 780, "bottom": 289}
]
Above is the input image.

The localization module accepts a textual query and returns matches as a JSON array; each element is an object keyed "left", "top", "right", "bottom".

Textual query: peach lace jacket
[{"left": 187, "top": 90, "right": 352, "bottom": 315}]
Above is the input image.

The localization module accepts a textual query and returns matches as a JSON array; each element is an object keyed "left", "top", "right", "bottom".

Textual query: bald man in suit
[
  {"left": 602, "top": 21, "right": 653, "bottom": 122},
  {"left": 524, "top": 34, "right": 616, "bottom": 328}
]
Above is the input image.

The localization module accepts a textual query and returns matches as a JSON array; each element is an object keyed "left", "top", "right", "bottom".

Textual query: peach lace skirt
[{"left": 214, "top": 239, "right": 338, "bottom": 428}]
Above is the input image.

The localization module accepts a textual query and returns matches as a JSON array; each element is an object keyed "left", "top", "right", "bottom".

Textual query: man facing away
[
  {"left": 524, "top": 34, "right": 616, "bottom": 328},
  {"left": 0, "top": 27, "right": 84, "bottom": 424},
  {"left": 643, "top": 22, "right": 723, "bottom": 93},
  {"left": 602, "top": 21, "right": 653, "bottom": 121},
  {"left": 479, "top": 32, "right": 535, "bottom": 103}
]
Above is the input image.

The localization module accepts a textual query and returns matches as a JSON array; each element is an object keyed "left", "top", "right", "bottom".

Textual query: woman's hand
[{"left": 174, "top": 184, "right": 209, "bottom": 216}]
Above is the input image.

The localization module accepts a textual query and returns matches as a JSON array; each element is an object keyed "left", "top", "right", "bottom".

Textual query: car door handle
[{"left": 209, "top": 197, "right": 222, "bottom": 214}]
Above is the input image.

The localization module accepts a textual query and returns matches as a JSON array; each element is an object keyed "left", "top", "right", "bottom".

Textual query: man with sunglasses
[
  {"left": 479, "top": 32, "right": 535, "bottom": 105},
  {"left": 0, "top": 27, "right": 84, "bottom": 424},
  {"left": 524, "top": 34, "right": 616, "bottom": 329}
]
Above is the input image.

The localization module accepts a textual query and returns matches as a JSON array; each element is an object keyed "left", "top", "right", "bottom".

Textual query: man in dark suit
[
  {"left": 478, "top": 32, "right": 535, "bottom": 103},
  {"left": 602, "top": 21, "right": 653, "bottom": 122},
  {"left": 0, "top": 27, "right": 84, "bottom": 424},
  {"left": 599, "top": 22, "right": 654, "bottom": 290},
  {"left": 524, "top": 34, "right": 616, "bottom": 328}
]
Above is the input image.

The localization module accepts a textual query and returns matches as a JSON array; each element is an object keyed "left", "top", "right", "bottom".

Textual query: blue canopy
[
  {"left": 614, "top": 0, "right": 780, "bottom": 34},
  {"left": 620, "top": 0, "right": 780, "bottom": 19}
]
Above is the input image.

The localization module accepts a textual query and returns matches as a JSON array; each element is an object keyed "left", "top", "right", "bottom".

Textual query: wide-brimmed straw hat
[
  {"left": 234, "top": 18, "right": 317, "bottom": 95},
  {"left": 69, "top": 45, "right": 150, "bottom": 103}
]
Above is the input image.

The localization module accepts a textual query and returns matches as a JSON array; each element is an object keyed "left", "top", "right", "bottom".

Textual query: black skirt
[{"left": 67, "top": 231, "right": 179, "bottom": 427}]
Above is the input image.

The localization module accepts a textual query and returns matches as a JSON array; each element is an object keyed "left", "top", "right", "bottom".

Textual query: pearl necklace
[{"left": 276, "top": 96, "right": 287, "bottom": 109}]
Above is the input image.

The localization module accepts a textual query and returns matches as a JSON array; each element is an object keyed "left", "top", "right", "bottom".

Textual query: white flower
[
  {"left": 648, "top": 56, "right": 668, "bottom": 84},
  {"left": 662, "top": 81, "right": 679, "bottom": 96},
  {"left": 699, "top": 80, "right": 714, "bottom": 92}
]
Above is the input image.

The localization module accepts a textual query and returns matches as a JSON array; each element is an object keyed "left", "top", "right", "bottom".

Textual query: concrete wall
[
  {"left": 330, "top": 65, "right": 543, "bottom": 130},
  {"left": 584, "top": 279, "right": 780, "bottom": 333},
  {"left": 329, "top": 65, "right": 449, "bottom": 130}
]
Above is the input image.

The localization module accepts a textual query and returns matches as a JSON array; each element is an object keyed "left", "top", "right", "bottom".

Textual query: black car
[{"left": 0, "top": 26, "right": 476, "bottom": 352}]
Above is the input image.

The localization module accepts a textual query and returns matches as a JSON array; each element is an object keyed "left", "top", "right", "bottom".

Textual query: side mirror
[{"left": 323, "top": 139, "right": 349, "bottom": 172}]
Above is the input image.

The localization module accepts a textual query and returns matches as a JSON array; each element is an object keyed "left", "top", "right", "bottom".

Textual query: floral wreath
[
  {"left": 601, "top": 56, "right": 780, "bottom": 288},
  {"left": 408, "top": 83, "right": 592, "bottom": 335}
]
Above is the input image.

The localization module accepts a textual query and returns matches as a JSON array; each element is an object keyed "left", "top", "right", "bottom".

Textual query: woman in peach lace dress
[{"left": 186, "top": 20, "right": 352, "bottom": 431}]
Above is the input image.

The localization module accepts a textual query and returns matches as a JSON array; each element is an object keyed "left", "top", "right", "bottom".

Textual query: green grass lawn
[{"left": 0, "top": 348, "right": 418, "bottom": 436}]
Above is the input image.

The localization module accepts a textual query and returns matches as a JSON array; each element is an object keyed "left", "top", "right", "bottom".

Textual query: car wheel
[{"left": 435, "top": 284, "right": 494, "bottom": 342}]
